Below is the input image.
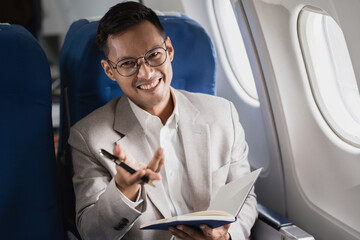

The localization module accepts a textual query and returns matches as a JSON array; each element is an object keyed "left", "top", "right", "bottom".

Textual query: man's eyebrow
[
  {"left": 114, "top": 56, "right": 134, "bottom": 63},
  {"left": 114, "top": 43, "right": 164, "bottom": 63}
]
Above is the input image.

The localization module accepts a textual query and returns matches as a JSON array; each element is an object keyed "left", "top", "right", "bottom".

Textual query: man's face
[{"left": 101, "top": 20, "right": 174, "bottom": 115}]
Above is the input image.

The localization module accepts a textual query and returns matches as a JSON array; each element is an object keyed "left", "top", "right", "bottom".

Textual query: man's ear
[
  {"left": 166, "top": 37, "right": 174, "bottom": 62},
  {"left": 101, "top": 59, "right": 116, "bottom": 81}
]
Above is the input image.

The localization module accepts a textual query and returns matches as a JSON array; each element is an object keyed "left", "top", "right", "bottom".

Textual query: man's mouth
[{"left": 138, "top": 78, "right": 161, "bottom": 90}]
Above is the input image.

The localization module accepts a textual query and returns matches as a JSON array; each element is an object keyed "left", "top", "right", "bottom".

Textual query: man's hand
[
  {"left": 168, "top": 224, "right": 231, "bottom": 240},
  {"left": 113, "top": 143, "right": 164, "bottom": 201}
]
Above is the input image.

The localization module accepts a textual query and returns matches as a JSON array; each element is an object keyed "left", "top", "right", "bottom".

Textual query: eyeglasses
[{"left": 107, "top": 39, "right": 168, "bottom": 77}]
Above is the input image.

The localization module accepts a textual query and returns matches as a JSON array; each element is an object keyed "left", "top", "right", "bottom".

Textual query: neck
[
  {"left": 142, "top": 90, "right": 174, "bottom": 125},
  {"left": 157, "top": 94, "right": 174, "bottom": 125}
]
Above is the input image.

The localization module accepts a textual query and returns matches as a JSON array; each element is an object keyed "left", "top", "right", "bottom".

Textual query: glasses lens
[
  {"left": 145, "top": 47, "right": 167, "bottom": 67},
  {"left": 115, "top": 45, "right": 167, "bottom": 77},
  {"left": 116, "top": 59, "right": 138, "bottom": 76}
]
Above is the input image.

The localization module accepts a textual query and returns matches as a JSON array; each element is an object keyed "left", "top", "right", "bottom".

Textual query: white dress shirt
[{"left": 128, "top": 90, "right": 193, "bottom": 216}]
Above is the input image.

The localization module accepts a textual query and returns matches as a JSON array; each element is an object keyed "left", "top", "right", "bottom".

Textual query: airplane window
[
  {"left": 213, "top": 0, "right": 258, "bottom": 100},
  {"left": 299, "top": 9, "right": 360, "bottom": 147}
]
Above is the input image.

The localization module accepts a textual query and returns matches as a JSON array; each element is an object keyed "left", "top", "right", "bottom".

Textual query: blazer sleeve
[
  {"left": 226, "top": 102, "right": 258, "bottom": 240},
  {"left": 69, "top": 126, "right": 147, "bottom": 240}
]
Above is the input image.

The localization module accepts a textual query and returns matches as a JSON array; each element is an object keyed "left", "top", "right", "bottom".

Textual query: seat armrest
[
  {"left": 252, "top": 203, "right": 315, "bottom": 240},
  {"left": 257, "top": 203, "right": 293, "bottom": 229}
]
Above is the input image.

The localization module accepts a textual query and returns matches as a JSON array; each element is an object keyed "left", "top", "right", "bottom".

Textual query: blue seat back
[{"left": 0, "top": 24, "right": 63, "bottom": 240}]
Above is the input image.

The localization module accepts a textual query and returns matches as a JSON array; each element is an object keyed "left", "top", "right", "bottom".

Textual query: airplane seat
[
  {"left": 0, "top": 24, "right": 63, "bottom": 239},
  {"left": 57, "top": 13, "right": 216, "bottom": 239}
]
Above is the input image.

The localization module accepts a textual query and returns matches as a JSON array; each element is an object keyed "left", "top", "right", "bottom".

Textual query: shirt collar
[{"left": 128, "top": 87, "right": 179, "bottom": 131}]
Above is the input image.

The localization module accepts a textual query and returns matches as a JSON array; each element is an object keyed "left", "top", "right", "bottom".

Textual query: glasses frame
[{"left": 107, "top": 38, "right": 168, "bottom": 77}]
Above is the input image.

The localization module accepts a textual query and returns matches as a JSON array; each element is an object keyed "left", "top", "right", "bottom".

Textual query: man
[{"left": 68, "top": 2, "right": 257, "bottom": 240}]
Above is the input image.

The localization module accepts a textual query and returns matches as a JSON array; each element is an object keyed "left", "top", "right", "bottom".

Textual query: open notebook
[{"left": 140, "top": 168, "right": 262, "bottom": 230}]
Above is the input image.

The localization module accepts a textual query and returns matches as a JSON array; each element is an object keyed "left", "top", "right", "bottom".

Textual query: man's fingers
[
  {"left": 145, "top": 168, "right": 161, "bottom": 181},
  {"left": 113, "top": 143, "right": 161, "bottom": 188},
  {"left": 124, "top": 169, "right": 146, "bottom": 185},
  {"left": 114, "top": 144, "right": 163, "bottom": 173},
  {"left": 113, "top": 143, "right": 126, "bottom": 161},
  {"left": 169, "top": 226, "right": 194, "bottom": 240},
  {"left": 116, "top": 166, "right": 161, "bottom": 185},
  {"left": 200, "top": 224, "right": 213, "bottom": 238},
  {"left": 200, "top": 224, "right": 231, "bottom": 239},
  {"left": 169, "top": 225, "right": 206, "bottom": 240},
  {"left": 147, "top": 147, "right": 164, "bottom": 173},
  {"left": 114, "top": 143, "right": 147, "bottom": 169}
]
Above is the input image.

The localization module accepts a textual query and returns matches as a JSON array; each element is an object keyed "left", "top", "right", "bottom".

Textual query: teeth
[{"left": 139, "top": 80, "right": 159, "bottom": 90}]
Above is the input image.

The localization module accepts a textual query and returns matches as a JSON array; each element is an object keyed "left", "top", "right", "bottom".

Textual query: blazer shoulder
[
  {"left": 178, "top": 90, "right": 230, "bottom": 107},
  {"left": 177, "top": 90, "right": 234, "bottom": 114},
  {"left": 176, "top": 90, "right": 239, "bottom": 129},
  {"left": 71, "top": 97, "right": 120, "bottom": 132}
]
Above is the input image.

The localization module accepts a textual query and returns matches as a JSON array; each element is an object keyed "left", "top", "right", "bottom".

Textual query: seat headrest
[
  {"left": 0, "top": 24, "right": 52, "bottom": 100},
  {"left": 159, "top": 14, "right": 216, "bottom": 94}
]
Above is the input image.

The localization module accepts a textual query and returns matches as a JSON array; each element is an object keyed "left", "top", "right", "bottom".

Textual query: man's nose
[{"left": 136, "top": 58, "right": 154, "bottom": 79}]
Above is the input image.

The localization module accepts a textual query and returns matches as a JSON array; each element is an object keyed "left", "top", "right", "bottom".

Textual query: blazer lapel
[
  {"left": 113, "top": 96, "right": 172, "bottom": 218},
  {"left": 176, "top": 91, "right": 211, "bottom": 211}
]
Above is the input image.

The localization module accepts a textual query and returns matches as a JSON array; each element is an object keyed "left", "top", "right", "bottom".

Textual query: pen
[{"left": 99, "top": 148, "right": 155, "bottom": 187}]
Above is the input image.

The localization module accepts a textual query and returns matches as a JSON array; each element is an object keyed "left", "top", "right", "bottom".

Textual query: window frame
[
  {"left": 213, "top": 0, "right": 259, "bottom": 102},
  {"left": 298, "top": 7, "right": 360, "bottom": 148}
]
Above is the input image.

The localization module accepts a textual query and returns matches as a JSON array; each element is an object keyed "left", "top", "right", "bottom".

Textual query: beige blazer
[{"left": 69, "top": 89, "right": 257, "bottom": 240}]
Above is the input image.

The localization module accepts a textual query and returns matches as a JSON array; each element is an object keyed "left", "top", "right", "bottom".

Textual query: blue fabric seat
[
  {"left": 57, "top": 14, "right": 216, "bottom": 238},
  {"left": 0, "top": 24, "right": 63, "bottom": 240}
]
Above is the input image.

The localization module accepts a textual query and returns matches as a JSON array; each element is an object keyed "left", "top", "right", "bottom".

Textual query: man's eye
[
  {"left": 119, "top": 60, "right": 136, "bottom": 68},
  {"left": 147, "top": 51, "right": 161, "bottom": 59}
]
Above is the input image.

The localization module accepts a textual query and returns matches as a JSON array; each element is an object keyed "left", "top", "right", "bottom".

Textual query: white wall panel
[{"left": 241, "top": 0, "right": 360, "bottom": 239}]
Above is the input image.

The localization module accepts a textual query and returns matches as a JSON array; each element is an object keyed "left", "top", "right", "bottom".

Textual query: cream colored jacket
[{"left": 69, "top": 89, "right": 257, "bottom": 240}]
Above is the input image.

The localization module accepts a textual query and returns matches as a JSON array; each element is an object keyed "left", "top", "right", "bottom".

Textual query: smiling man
[
  {"left": 68, "top": 2, "right": 257, "bottom": 240},
  {"left": 103, "top": 19, "right": 174, "bottom": 124}
]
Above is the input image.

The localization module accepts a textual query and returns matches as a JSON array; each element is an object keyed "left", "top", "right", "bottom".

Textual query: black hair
[{"left": 96, "top": 1, "right": 166, "bottom": 58}]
